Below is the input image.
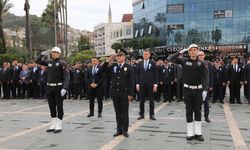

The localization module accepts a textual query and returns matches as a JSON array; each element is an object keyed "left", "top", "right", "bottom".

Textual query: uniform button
[
  {"left": 117, "top": 77, "right": 120, "bottom": 79},
  {"left": 117, "top": 89, "right": 119, "bottom": 91},
  {"left": 117, "top": 83, "right": 119, "bottom": 85},
  {"left": 119, "top": 71, "right": 121, "bottom": 73}
]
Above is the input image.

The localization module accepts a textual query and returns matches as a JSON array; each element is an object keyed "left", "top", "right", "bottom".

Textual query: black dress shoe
[
  {"left": 150, "top": 115, "right": 156, "bottom": 120},
  {"left": 46, "top": 129, "right": 55, "bottom": 132},
  {"left": 87, "top": 114, "right": 94, "bottom": 117},
  {"left": 137, "top": 115, "right": 144, "bottom": 120},
  {"left": 237, "top": 101, "right": 242, "bottom": 104},
  {"left": 97, "top": 113, "right": 102, "bottom": 118},
  {"left": 205, "top": 117, "right": 211, "bottom": 123},
  {"left": 220, "top": 101, "right": 224, "bottom": 104},
  {"left": 195, "top": 135, "right": 204, "bottom": 141},
  {"left": 123, "top": 132, "right": 129, "bottom": 137},
  {"left": 113, "top": 131, "right": 122, "bottom": 137},
  {"left": 53, "top": 129, "right": 62, "bottom": 133},
  {"left": 186, "top": 136, "right": 195, "bottom": 141}
]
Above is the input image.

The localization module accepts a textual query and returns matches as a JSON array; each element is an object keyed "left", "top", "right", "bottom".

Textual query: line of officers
[{"left": 1, "top": 52, "right": 250, "bottom": 106}]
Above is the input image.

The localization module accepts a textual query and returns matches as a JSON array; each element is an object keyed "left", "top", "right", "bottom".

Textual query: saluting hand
[{"left": 41, "top": 50, "right": 51, "bottom": 56}]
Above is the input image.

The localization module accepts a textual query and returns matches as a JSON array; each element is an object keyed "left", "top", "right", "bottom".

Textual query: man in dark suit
[
  {"left": 175, "top": 57, "right": 183, "bottom": 102},
  {"left": 20, "top": 64, "right": 32, "bottom": 99},
  {"left": 244, "top": 59, "right": 250, "bottom": 104},
  {"left": 197, "top": 51, "right": 213, "bottom": 123},
  {"left": 160, "top": 60, "right": 175, "bottom": 102},
  {"left": 86, "top": 57, "right": 104, "bottom": 117},
  {"left": 68, "top": 66, "right": 75, "bottom": 99},
  {"left": 30, "top": 62, "right": 41, "bottom": 99},
  {"left": 136, "top": 49, "right": 158, "bottom": 120},
  {"left": 155, "top": 60, "right": 163, "bottom": 102},
  {"left": 2, "top": 62, "right": 11, "bottom": 99},
  {"left": 212, "top": 59, "right": 224, "bottom": 103},
  {"left": 11, "top": 60, "right": 22, "bottom": 99},
  {"left": 38, "top": 65, "right": 47, "bottom": 99},
  {"left": 73, "top": 62, "right": 84, "bottom": 100},
  {"left": 227, "top": 57, "right": 243, "bottom": 104},
  {"left": 103, "top": 51, "right": 135, "bottom": 137}
]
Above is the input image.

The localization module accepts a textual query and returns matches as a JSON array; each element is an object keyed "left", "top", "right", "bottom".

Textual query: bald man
[{"left": 197, "top": 51, "right": 213, "bottom": 123}]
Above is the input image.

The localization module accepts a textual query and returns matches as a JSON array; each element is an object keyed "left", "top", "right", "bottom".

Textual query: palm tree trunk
[
  {"left": 65, "top": 0, "right": 68, "bottom": 56},
  {"left": 0, "top": 12, "right": 6, "bottom": 53},
  {"left": 59, "top": 0, "right": 63, "bottom": 44}
]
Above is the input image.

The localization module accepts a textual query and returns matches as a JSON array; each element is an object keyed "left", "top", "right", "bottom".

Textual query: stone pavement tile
[
  {"left": 229, "top": 103, "right": 250, "bottom": 149},
  {"left": 0, "top": 99, "right": 245, "bottom": 150},
  {"left": 0, "top": 99, "right": 48, "bottom": 112}
]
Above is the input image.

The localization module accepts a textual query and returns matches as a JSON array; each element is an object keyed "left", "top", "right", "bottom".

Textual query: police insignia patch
[
  {"left": 56, "top": 63, "right": 59, "bottom": 66},
  {"left": 48, "top": 63, "right": 52, "bottom": 67},
  {"left": 197, "top": 62, "right": 201, "bottom": 66},
  {"left": 124, "top": 67, "right": 127, "bottom": 71}
]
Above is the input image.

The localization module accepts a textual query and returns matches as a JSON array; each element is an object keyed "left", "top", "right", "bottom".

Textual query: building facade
[
  {"left": 133, "top": 0, "right": 250, "bottom": 59},
  {"left": 94, "top": 22, "right": 133, "bottom": 56}
]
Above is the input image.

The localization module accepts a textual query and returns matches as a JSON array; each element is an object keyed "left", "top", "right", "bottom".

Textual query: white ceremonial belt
[
  {"left": 47, "top": 83, "right": 63, "bottom": 86},
  {"left": 184, "top": 84, "right": 202, "bottom": 89}
]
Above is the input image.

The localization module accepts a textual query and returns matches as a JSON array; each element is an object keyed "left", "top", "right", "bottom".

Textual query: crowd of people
[
  {"left": 1, "top": 52, "right": 250, "bottom": 105},
  {"left": 1, "top": 45, "right": 250, "bottom": 139}
]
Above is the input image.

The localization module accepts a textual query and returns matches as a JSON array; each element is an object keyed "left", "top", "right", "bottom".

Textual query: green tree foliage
[
  {"left": 0, "top": 51, "right": 24, "bottom": 65},
  {"left": 0, "top": 0, "right": 13, "bottom": 53},
  {"left": 68, "top": 50, "right": 93, "bottom": 64},
  {"left": 78, "top": 35, "right": 90, "bottom": 51},
  {"left": 138, "top": 37, "right": 160, "bottom": 49},
  {"left": 111, "top": 42, "right": 122, "bottom": 51}
]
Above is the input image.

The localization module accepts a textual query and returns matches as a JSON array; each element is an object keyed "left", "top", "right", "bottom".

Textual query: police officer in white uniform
[
  {"left": 36, "top": 47, "right": 70, "bottom": 133},
  {"left": 168, "top": 44, "right": 209, "bottom": 141}
]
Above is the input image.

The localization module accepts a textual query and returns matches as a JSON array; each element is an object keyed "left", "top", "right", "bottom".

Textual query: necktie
[
  {"left": 119, "top": 64, "right": 122, "bottom": 68},
  {"left": 92, "top": 66, "right": 95, "bottom": 76},
  {"left": 144, "top": 60, "right": 148, "bottom": 70}
]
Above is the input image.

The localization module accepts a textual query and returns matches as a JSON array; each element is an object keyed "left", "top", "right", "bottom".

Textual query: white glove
[
  {"left": 202, "top": 91, "right": 207, "bottom": 101},
  {"left": 60, "top": 89, "right": 67, "bottom": 97},
  {"left": 179, "top": 48, "right": 188, "bottom": 54},
  {"left": 41, "top": 50, "right": 51, "bottom": 56}
]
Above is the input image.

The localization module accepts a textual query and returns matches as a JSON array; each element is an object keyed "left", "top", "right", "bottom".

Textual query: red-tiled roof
[{"left": 122, "top": 14, "right": 133, "bottom": 22}]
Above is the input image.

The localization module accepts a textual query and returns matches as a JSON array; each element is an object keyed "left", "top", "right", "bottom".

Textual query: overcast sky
[{"left": 9, "top": 0, "right": 133, "bottom": 31}]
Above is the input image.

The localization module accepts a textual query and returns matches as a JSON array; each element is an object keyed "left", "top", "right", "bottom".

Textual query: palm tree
[
  {"left": 0, "top": 0, "right": 13, "bottom": 53},
  {"left": 24, "top": 0, "right": 32, "bottom": 53}
]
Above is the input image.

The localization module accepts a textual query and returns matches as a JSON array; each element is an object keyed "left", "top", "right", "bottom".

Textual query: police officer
[
  {"left": 212, "top": 59, "right": 224, "bottom": 103},
  {"left": 36, "top": 47, "right": 70, "bottom": 133},
  {"left": 103, "top": 51, "right": 135, "bottom": 137},
  {"left": 168, "top": 44, "right": 208, "bottom": 141},
  {"left": 160, "top": 60, "right": 175, "bottom": 102},
  {"left": 197, "top": 51, "right": 213, "bottom": 123}
]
